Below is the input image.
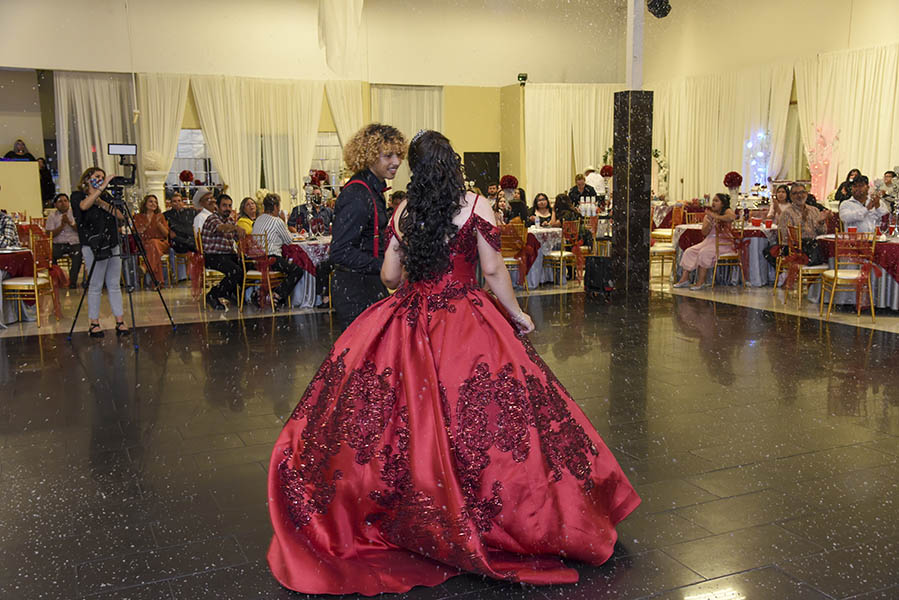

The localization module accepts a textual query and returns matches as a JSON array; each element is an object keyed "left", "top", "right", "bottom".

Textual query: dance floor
[{"left": 1, "top": 293, "right": 898, "bottom": 599}]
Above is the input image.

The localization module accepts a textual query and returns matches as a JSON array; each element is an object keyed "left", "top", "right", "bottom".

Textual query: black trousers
[
  {"left": 269, "top": 255, "right": 302, "bottom": 301},
  {"left": 315, "top": 258, "right": 333, "bottom": 299},
  {"left": 52, "top": 243, "right": 83, "bottom": 286},
  {"left": 331, "top": 269, "right": 387, "bottom": 324},
  {"left": 203, "top": 253, "right": 243, "bottom": 301}
]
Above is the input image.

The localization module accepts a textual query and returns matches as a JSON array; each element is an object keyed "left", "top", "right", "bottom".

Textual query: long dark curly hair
[{"left": 398, "top": 131, "right": 466, "bottom": 282}]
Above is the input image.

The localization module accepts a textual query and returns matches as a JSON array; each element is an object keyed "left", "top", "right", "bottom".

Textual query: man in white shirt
[
  {"left": 252, "top": 193, "right": 302, "bottom": 306},
  {"left": 584, "top": 166, "right": 606, "bottom": 197},
  {"left": 876, "top": 170, "right": 898, "bottom": 210},
  {"left": 192, "top": 187, "right": 214, "bottom": 234},
  {"left": 839, "top": 175, "right": 889, "bottom": 233}
]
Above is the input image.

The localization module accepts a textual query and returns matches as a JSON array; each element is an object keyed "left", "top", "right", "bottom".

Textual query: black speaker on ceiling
[{"left": 647, "top": 0, "right": 671, "bottom": 18}]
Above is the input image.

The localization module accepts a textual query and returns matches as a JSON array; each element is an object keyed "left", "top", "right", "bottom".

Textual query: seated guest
[
  {"left": 133, "top": 194, "right": 170, "bottom": 287},
  {"left": 550, "top": 193, "right": 579, "bottom": 226},
  {"left": 252, "top": 193, "right": 302, "bottom": 306},
  {"left": 200, "top": 194, "right": 245, "bottom": 310},
  {"left": 766, "top": 184, "right": 790, "bottom": 219},
  {"left": 568, "top": 173, "right": 597, "bottom": 208},
  {"left": 46, "top": 193, "right": 82, "bottom": 288},
  {"left": 876, "top": 170, "right": 898, "bottom": 208},
  {"left": 529, "top": 192, "right": 554, "bottom": 226},
  {"left": 389, "top": 190, "right": 406, "bottom": 213},
  {"left": 3, "top": 139, "right": 35, "bottom": 161},
  {"left": 584, "top": 166, "right": 607, "bottom": 197},
  {"left": 0, "top": 210, "right": 20, "bottom": 248},
  {"left": 486, "top": 183, "right": 499, "bottom": 202},
  {"left": 493, "top": 197, "right": 511, "bottom": 225},
  {"left": 192, "top": 187, "right": 215, "bottom": 234},
  {"left": 163, "top": 191, "right": 197, "bottom": 253},
  {"left": 673, "top": 193, "right": 736, "bottom": 290},
  {"left": 834, "top": 168, "right": 861, "bottom": 203},
  {"left": 288, "top": 186, "right": 333, "bottom": 232},
  {"left": 507, "top": 187, "right": 529, "bottom": 222},
  {"left": 839, "top": 175, "right": 888, "bottom": 233},
  {"left": 236, "top": 197, "right": 257, "bottom": 235},
  {"left": 776, "top": 183, "right": 830, "bottom": 265}
]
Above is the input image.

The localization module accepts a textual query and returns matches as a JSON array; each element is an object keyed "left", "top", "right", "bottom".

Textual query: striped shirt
[
  {"left": 0, "top": 213, "right": 20, "bottom": 248},
  {"left": 251, "top": 213, "right": 293, "bottom": 256}
]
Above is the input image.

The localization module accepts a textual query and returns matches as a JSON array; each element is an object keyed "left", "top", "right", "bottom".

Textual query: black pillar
[{"left": 611, "top": 90, "right": 653, "bottom": 298}]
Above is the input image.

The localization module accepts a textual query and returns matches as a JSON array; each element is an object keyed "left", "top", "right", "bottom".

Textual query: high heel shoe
[
  {"left": 115, "top": 321, "right": 130, "bottom": 337},
  {"left": 88, "top": 323, "right": 104, "bottom": 338}
]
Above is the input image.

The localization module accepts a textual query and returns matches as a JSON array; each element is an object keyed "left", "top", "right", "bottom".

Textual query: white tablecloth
[
  {"left": 526, "top": 227, "right": 566, "bottom": 288},
  {"left": 289, "top": 237, "right": 330, "bottom": 309}
]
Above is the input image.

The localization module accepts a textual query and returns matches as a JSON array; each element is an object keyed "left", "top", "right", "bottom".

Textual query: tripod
[{"left": 68, "top": 188, "right": 176, "bottom": 347}]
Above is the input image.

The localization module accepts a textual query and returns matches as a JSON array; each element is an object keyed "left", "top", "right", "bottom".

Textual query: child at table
[{"left": 673, "top": 193, "right": 736, "bottom": 290}]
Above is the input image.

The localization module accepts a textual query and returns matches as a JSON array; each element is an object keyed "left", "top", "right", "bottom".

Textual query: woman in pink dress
[
  {"left": 267, "top": 130, "right": 640, "bottom": 596},
  {"left": 673, "top": 192, "right": 736, "bottom": 290}
]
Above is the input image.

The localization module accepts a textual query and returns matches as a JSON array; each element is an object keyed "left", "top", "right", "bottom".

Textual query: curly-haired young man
[{"left": 329, "top": 123, "right": 407, "bottom": 322}]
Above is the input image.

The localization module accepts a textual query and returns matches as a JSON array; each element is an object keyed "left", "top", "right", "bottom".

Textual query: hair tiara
[{"left": 411, "top": 129, "right": 428, "bottom": 144}]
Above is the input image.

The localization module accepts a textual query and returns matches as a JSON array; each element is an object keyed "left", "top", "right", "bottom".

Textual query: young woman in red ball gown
[{"left": 267, "top": 130, "right": 640, "bottom": 596}]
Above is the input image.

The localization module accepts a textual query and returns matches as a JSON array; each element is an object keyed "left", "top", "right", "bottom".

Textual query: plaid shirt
[
  {"left": 0, "top": 213, "right": 20, "bottom": 248},
  {"left": 200, "top": 212, "right": 238, "bottom": 254}
]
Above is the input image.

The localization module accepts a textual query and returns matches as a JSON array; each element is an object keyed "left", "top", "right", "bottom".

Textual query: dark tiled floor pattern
[{"left": 1, "top": 293, "right": 898, "bottom": 599}]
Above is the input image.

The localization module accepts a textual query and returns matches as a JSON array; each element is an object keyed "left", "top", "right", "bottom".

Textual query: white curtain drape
[
  {"left": 54, "top": 71, "right": 136, "bottom": 194},
  {"left": 371, "top": 84, "right": 443, "bottom": 191},
  {"left": 524, "top": 85, "right": 574, "bottom": 200},
  {"left": 795, "top": 43, "right": 899, "bottom": 192},
  {"left": 524, "top": 83, "right": 622, "bottom": 199},
  {"left": 318, "top": 0, "right": 364, "bottom": 76},
  {"left": 650, "top": 62, "right": 793, "bottom": 199},
  {"left": 258, "top": 79, "right": 325, "bottom": 207},
  {"left": 569, "top": 84, "right": 625, "bottom": 174},
  {"left": 325, "top": 80, "right": 365, "bottom": 147},
  {"left": 190, "top": 75, "right": 262, "bottom": 201},
  {"left": 136, "top": 73, "right": 189, "bottom": 174}
]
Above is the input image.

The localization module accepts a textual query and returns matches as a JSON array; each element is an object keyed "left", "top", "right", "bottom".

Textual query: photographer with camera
[{"left": 71, "top": 167, "right": 130, "bottom": 338}]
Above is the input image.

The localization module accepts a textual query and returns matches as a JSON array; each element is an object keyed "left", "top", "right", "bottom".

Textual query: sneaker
[{"left": 672, "top": 281, "right": 691, "bottom": 288}]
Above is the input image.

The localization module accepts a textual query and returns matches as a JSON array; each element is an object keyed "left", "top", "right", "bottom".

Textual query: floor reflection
[{"left": 1, "top": 293, "right": 898, "bottom": 599}]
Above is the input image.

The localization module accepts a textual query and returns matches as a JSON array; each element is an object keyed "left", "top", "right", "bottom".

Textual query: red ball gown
[{"left": 267, "top": 207, "right": 640, "bottom": 596}]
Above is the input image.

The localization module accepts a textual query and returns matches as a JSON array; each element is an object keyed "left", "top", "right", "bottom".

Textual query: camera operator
[{"left": 71, "top": 167, "right": 130, "bottom": 338}]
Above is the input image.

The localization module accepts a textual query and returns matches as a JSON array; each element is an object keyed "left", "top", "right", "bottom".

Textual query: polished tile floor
[{"left": 1, "top": 293, "right": 898, "bottom": 599}]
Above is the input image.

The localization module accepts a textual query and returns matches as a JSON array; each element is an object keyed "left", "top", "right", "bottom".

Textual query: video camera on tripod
[{"left": 105, "top": 143, "right": 138, "bottom": 202}]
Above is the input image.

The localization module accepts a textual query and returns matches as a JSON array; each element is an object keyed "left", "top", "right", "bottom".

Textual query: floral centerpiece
[
  {"left": 652, "top": 149, "right": 669, "bottom": 195},
  {"left": 724, "top": 171, "right": 743, "bottom": 202},
  {"left": 602, "top": 146, "right": 613, "bottom": 165},
  {"left": 499, "top": 174, "right": 518, "bottom": 202},
  {"left": 179, "top": 170, "right": 194, "bottom": 184},
  {"left": 600, "top": 165, "right": 613, "bottom": 177}
]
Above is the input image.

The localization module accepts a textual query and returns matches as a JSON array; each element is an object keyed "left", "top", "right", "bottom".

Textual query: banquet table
[
  {"left": 671, "top": 223, "right": 777, "bottom": 287},
  {"left": 0, "top": 248, "right": 36, "bottom": 326},
  {"left": 526, "top": 227, "right": 566, "bottom": 288},
  {"left": 283, "top": 236, "right": 331, "bottom": 308},
  {"left": 651, "top": 203, "right": 705, "bottom": 229},
  {"left": 807, "top": 234, "right": 899, "bottom": 310}
]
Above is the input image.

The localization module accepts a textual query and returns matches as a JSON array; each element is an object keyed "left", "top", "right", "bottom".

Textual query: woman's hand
[{"left": 510, "top": 311, "right": 535, "bottom": 334}]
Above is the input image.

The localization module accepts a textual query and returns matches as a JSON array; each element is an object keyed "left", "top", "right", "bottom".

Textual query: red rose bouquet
[
  {"left": 179, "top": 170, "right": 194, "bottom": 183},
  {"left": 723, "top": 171, "right": 743, "bottom": 189},
  {"left": 499, "top": 174, "right": 519, "bottom": 190},
  {"left": 600, "top": 165, "right": 614, "bottom": 177}
]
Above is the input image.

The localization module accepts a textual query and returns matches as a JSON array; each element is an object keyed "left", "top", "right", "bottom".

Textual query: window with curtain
[{"left": 166, "top": 129, "right": 222, "bottom": 188}]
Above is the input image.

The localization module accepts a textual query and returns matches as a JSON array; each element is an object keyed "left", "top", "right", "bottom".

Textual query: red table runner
[{"left": 281, "top": 244, "right": 318, "bottom": 276}]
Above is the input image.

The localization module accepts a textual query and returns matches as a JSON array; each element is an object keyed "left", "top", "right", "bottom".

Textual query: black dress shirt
[
  {"left": 568, "top": 184, "right": 598, "bottom": 207},
  {"left": 329, "top": 169, "right": 389, "bottom": 274}
]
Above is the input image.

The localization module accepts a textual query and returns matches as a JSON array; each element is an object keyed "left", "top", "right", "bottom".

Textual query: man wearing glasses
[{"left": 776, "top": 183, "right": 832, "bottom": 265}]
